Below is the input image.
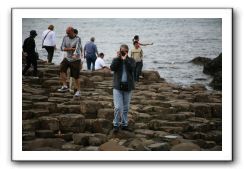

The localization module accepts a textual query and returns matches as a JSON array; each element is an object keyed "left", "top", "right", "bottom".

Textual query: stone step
[
  {"left": 35, "top": 130, "right": 54, "bottom": 138},
  {"left": 72, "top": 133, "right": 107, "bottom": 147},
  {"left": 23, "top": 109, "right": 49, "bottom": 119},
  {"left": 33, "top": 102, "right": 57, "bottom": 113},
  {"left": 148, "top": 142, "right": 170, "bottom": 151},
  {"left": 162, "top": 112, "right": 195, "bottom": 121},
  {"left": 56, "top": 114, "right": 85, "bottom": 133},
  {"left": 134, "top": 123, "right": 148, "bottom": 129},
  {"left": 22, "top": 86, "right": 47, "bottom": 95},
  {"left": 61, "top": 143, "right": 82, "bottom": 151},
  {"left": 23, "top": 119, "right": 40, "bottom": 131},
  {"left": 22, "top": 102, "right": 33, "bottom": 110},
  {"left": 160, "top": 126, "right": 184, "bottom": 134},
  {"left": 133, "top": 112, "right": 152, "bottom": 122},
  {"left": 149, "top": 119, "right": 189, "bottom": 131},
  {"left": 23, "top": 131, "right": 36, "bottom": 141},
  {"left": 99, "top": 140, "right": 128, "bottom": 151},
  {"left": 84, "top": 118, "right": 112, "bottom": 134},
  {"left": 97, "top": 108, "right": 114, "bottom": 121},
  {"left": 22, "top": 138, "right": 66, "bottom": 151},
  {"left": 38, "top": 116, "right": 59, "bottom": 131},
  {"left": 56, "top": 104, "right": 81, "bottom": 114},
  {"left": 48, "top": 97, "right": 70, "bottom": 104},
  {"left": 42, "top": 79, "right": 60, "bottom": 88}
]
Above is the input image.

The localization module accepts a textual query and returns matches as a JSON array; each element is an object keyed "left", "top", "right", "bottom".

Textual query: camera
[{"left": 120, "top": 51, "right": 126, "bottom": 56}]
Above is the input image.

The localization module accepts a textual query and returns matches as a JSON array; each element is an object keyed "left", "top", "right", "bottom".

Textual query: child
[
  {"left": 131, "top": 41, "right": 143, "bottom": 82},
  {"left": 132, "top": 35, "right": 153, "bottom": 46}
]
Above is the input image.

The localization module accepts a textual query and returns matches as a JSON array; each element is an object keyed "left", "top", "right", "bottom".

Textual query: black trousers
[
  {"left": 44, "top": 46, "right": 55, "bottom": 63},
  {"left": 22, "top": 56, "right": 37, "bottom": 76},
  {"left": 134, "top": 61, "right": 143, "bottom": 82}
]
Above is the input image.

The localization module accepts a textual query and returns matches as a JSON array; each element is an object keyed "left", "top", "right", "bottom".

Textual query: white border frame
[{"left": 12, "top": 8, "right": 232, "bottom": 161}]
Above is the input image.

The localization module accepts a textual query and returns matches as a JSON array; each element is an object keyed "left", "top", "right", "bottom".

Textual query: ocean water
[{"left": 22, "top": 18, "right": 222, "bottom": 89}]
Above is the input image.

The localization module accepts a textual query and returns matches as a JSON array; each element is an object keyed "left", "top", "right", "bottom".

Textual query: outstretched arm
[{"left": 139, "top": 42, "right": 153, "bottom": 46}]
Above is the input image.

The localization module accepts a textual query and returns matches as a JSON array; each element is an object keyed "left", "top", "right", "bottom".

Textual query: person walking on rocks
[
  {"left": 42, "top": 25, "right": 56, "bottom": 63},
  {"left": 22, "top": 30, "right": 39, "bottom": 79},
  {"left": 57, "top": 26, "right": 82, "bottom": 97},
  {"left": 131, "top": 40, "right": 143, "bottom": 82},
  {"left": 84, "top": 37, "right": 98, "bottom": 71},
  {"left": 69, "top": 28, "right": 83, "bottom": 93},
  {"left": 110, "top": 44, "right": 135, "bottom": 132}
]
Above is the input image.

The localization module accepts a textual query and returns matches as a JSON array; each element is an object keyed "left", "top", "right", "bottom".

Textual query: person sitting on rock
[
  {"left": 57, "top": 26, "right": 82, "bottom": 97},
  {"left": 110, "top": 44, "right": 135, "bottom": 132},
  {"left": 95, "top": 52, "right": 110, "bottom": 71}
]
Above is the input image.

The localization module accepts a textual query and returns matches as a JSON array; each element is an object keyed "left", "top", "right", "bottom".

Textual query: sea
[{"left": 22, "top": 18, "right": 222, "bottom": 89}]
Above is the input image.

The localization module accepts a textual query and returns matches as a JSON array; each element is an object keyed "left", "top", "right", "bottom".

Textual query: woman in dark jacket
[{"left": 110, "top": 44, "right": 135, "bottom": 132}]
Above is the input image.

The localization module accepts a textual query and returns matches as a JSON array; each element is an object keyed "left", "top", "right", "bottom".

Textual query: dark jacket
[
  {"left": 23, "top": 37, "right": 36, "bottom": 57},
  {"left": 110, "top": 56, "right": 136, "bottom": 91}
]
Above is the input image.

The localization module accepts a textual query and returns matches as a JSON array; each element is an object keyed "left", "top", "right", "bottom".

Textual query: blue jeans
[
  {"left": 86, "top": 56, "right": 96, "bottom": 70},
  {"left": 113, "top": 89, "right": 132, "bottom": 127}
]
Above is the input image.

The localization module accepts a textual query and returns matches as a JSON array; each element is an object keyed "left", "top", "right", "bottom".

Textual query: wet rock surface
[{"left": 22, "top": 60, "right": 222, "bottom": 151}]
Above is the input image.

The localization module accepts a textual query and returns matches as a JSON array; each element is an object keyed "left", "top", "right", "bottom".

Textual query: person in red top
[{"left": 132, "top": 35, "right": 153, "bottom": 46}]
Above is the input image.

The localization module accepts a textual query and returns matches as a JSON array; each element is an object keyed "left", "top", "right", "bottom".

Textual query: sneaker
[
  {"left": 57, "top": 86, "right": 69, "bottom": 92},
  {"left": 74, "top": 90, "right": 81, "bottom": 97}
]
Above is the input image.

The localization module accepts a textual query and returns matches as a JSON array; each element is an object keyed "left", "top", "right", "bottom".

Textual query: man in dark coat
[{"left": 22, "top": 30, "right": 38, "bottom": 78}]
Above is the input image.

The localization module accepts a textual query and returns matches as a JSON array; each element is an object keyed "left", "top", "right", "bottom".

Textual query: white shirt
[
  {"left": 95, "top": 57, "right": 106, "bottom": 70},
  {"left": 42, "top": 29, "right": 56, "bottom": 47}
]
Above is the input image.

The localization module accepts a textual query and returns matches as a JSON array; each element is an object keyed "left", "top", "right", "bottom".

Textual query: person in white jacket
[{"left": 42, "top": 25, "right": 56, "bottom": 63}]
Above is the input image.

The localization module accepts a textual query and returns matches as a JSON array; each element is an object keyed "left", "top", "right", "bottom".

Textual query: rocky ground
[
  {"left": 22, "top": 60, "right": 222, "bottom": 151},
  {"left": 190, "top": 53, "right": 222, "bottom": 90}
]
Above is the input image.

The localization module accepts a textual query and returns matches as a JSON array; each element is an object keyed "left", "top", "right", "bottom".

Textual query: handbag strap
[{"left": 42, "top": 30, "right": 51, "bottom": 46}]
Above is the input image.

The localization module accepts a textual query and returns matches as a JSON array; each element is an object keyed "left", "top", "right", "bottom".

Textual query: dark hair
[
  {"left": 90, "top": 37, "right": 95, "bottom": 42},
  {"left": 30, "top": 30, "right": 37, "bottom": 37},
  {"left": 133, "top": 35, "right": 139, "bottom": 40},
  {"left": 133, "top": 40, "right": 139, "bottom": 45},
  {"left": 74, "top": 29, "right": 78, "bottom": 35},
  {"left": 99, "top": 52, "right": 104, "bottom": 57}
]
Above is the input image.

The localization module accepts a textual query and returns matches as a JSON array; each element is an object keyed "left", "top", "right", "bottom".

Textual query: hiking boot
[
  {"left": 74, "top": 90, "right": 81, "bottom": 97},
  {"left": 57, "top": 86, "right": 69, "bottom": 92}
]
